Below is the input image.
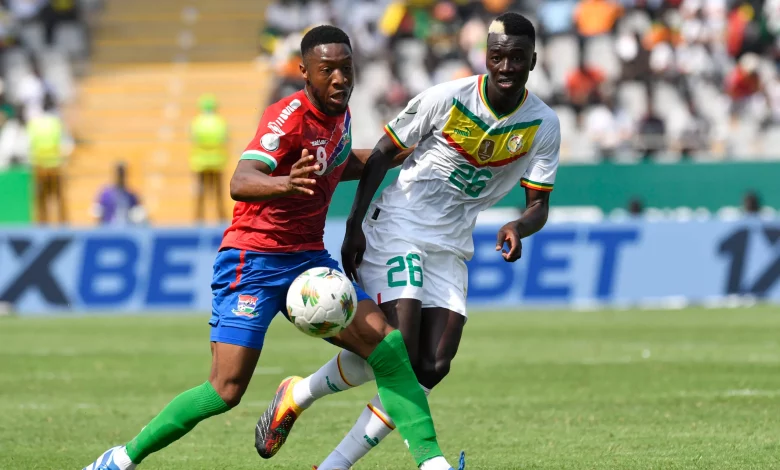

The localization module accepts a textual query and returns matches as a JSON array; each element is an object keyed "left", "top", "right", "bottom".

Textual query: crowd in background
[
  {"left": 0, "top": 0, "right": 96, "bottom": 171},
  {"left": 261, "top": 0, "right": 780, "bottom": 162}
]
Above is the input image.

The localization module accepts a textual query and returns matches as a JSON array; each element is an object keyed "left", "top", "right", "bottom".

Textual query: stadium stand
[{"left": 263, "top": 0, "right": 780, "bottom": 161}]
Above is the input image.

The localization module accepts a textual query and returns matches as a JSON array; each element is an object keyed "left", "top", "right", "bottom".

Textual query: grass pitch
[{"left": 1, "top": 307, "right": 780, "bottom": 469}]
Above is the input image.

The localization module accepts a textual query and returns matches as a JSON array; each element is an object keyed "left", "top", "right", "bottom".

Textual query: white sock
[
  {"left": 114, "top": 447, "right": 135, "bottom": 469},
  {"left": 292, "top": 350, "right": 375, "bottom": 409},
  {"left": 419, "top": 456, "right": 452, "bottom": 470},
  {"left": 319, "top": 385, "right": 432, "bottom": 469}
]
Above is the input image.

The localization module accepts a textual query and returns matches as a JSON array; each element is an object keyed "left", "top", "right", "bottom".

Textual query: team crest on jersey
[
  {"left": 477, "top": 139, "right": 495, "bottom": 162},
  {"left": 233, "top": 295, "right": 259, "bottom": 318},
  {"left": 506, "top": 135, "right": 523, "bottom": 154}
]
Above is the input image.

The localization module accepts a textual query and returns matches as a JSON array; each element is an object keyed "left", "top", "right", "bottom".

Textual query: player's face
[
  {"left": 300, "top": 43, "right": 354, "bottom": 116},
  {"left": 485, "top": 34, "right": 536, "bottom": 97}
]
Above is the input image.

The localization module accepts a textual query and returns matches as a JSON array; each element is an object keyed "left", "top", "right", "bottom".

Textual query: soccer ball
[{"left": 286, "top": 267, "right": 357, "bottom": 338}]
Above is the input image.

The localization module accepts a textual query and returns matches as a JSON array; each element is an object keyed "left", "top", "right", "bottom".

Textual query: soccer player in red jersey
[{"left": 83, "top": 26, "right": 462, "bottom": 470}]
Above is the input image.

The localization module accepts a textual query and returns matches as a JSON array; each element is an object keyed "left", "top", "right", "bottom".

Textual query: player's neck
[
  {"left": 485, "top": 82, "right": 526, "bottom": 117},
  {"left": 303, "top": 86, "right": 334, "bottom": 118}
]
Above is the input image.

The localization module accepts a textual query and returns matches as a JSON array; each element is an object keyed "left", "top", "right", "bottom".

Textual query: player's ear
[
  {"left": 299, "top": 56, "right": 308, "bottom": 81},
  {"left": 530, "top": 51, "right": 537, "bottom": 71}
]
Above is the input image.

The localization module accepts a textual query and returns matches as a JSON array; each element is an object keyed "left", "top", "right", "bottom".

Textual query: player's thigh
[
  {"left": 379, "top": 299, "right": 423, "bottom": 364},
  {"left": 419, "top": 307, "right": 465, "bottom": 365}
]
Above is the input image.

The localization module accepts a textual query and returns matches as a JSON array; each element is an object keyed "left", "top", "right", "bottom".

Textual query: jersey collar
[{"left": 478, "top": 75, "right": 528, "bottom": 120}]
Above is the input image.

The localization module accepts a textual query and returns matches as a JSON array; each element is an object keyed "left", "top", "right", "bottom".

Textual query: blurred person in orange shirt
[
  {"left": 573, "top": 0, "right": 623, "bottom": 38},
  {"left": 566, "top": 54, "right": 606, "bottom": 121}
]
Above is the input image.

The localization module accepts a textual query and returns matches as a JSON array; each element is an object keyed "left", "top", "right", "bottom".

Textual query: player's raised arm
[{"left": 230, "top": 149, "right": 319, "bottom": 201}]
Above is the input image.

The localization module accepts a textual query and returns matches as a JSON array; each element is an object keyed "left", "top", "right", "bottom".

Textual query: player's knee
[
  {"left": 210, "top": 378, "right": 247, "bottom": 408},
  {"left": 417, "top": 356, "right": 452, "bottom": 388}
]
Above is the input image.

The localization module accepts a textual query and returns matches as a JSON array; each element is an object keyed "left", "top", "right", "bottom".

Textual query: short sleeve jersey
[
  {"left": 374, "top": 75, "right": 561, "bottom": 260},
  {"left": 221, "top": 90, "right": 352, "bottom": 253}
]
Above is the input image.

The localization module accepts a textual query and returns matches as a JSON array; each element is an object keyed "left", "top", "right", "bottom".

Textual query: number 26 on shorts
[{"left": 386, "top": 253, "right": 423, "bottom": 288}]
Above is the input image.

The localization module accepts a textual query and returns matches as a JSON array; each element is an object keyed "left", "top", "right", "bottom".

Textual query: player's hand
[
  {"left": 283, "top": 149, "right": 320, "bottom": 196},
  {"left": 341, "top": 228, "right": 366, "bottom": 282},
  {"left": 496, "top": 222, "right": 522, "bottom": 262}
]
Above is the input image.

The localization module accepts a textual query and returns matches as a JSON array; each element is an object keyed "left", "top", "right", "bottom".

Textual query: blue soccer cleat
[
  {"left": 458, "top": 450, "right": 466, "bottom": 470},
  {"left": 82, "top": 446, "right": 136, "bottom": 470}
]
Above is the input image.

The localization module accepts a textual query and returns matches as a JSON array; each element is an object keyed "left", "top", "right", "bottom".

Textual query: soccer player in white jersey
[{"left": 255, "top": 12, "right": 559, "bottom": 469}]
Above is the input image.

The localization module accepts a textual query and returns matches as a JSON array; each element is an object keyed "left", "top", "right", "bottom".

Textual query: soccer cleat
[
  {"left": 82, "top": 446, "right": 135, "bottom": 470},
  {"left": 255, "top": 376, "right": 304, "bottom": 459},
  {"left": 457, "top": 450, "right": 466, "bottom": 470}
]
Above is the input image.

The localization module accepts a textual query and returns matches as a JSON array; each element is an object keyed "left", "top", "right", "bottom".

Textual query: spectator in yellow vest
[
  {"left": 28, "top": 94, "right": 67, "bottom": 224},
  {"left": 190, "top": 94, "right": 228, "bottom": 223}
]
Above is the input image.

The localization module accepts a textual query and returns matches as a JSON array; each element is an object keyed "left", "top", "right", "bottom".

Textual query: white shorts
[{"left": 357, "top": 223, "right": 468, "bottom": 317}]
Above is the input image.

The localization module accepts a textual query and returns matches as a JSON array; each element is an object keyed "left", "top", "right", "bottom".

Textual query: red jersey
[{"left": 221, "top": 90, "right": 352, "bottom": 253}]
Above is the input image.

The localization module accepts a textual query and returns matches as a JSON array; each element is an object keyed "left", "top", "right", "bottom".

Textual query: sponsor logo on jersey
[
  {"left": 477, "top": 139, "right": 495, "bottom": 162},
  {"left": 507, "top": 134, "right": 523, "bottom": 154},
  {"left": 267, "top": 98, "right": 302, "bottom": 136},
  {"left": 260, "top": 133, "right": 280, "bottom": 152},
  {"left": 453, "top": 127, "right": 471, "bottom": 137},
  {"left": 233, "top": 294, "right": 259, "bottom": 318},
  {"left": 311, "top": 139, "right": 328, "bottom": 146},
  {"left": 404, "top": 99, "right": 420, "bottom": 115}
]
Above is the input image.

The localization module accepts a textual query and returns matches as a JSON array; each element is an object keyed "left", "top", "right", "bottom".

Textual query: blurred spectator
[
  {"left": 565, "top": 54, "right": 606, "bottom": 120},
  {"left": 190, "top": 94, "right": 228, "bottom": 223},
  {"left": 17, "top": 60, "right": 55, "bottom": 121},
  {"left": 585, "top": 95, "right": 634, "bottom": 159},
  {"left": 93, "top": 162, "right": 145, "bottom": 226},
  {"left": 635, "top": 90, "right": 666, "bottom": 160},
  {"left": 28, "top": 94, "right": 66, "bottom": 224},
  {"left": 628, "top": 197, "right": 644, "bottom": 216},
  {"left": 742, "top": 190, "right": 761, "bottom": 214},
  {"left": 573, "top": 0, "right": 623, "bottom": 38},
  {"left": 725, "top": 52, "right": 766, "bottom": 121},
  {"left": 538, "top": 0, "right": 577, "bottom": 43}
]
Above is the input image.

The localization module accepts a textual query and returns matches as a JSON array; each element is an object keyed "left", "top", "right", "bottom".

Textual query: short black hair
[
  {"left": 489, "top": 12, "right": 536, "bottom": 43},
  {"left": 300, "top": 25, "right": 352, "bottom": 57}
]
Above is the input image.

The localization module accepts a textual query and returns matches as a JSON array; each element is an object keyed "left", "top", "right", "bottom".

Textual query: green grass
[{"left": 2, "top": 307, "right": 780, "bottom": 469}]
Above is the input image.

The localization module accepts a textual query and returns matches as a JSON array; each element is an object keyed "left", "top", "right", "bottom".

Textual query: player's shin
[
  {"left": 366, "top": 329, "right": 446, "bottom": 467},
  {"left": 319, "top": 387, "right": 431, "bottom": 469},
  {"left": 292, "top": 350, "right": 374, "bottom": 409},
  {"left": 124, "top": 382, "right": 231, "bottom": 464}
]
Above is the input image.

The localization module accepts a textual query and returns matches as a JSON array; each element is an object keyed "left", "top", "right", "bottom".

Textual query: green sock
[
  {"left": 366, "top": 330, "right": 443, "bottom": 466},
  {"left": 125, "top": 381, "right": 230, "bottom": 464}
]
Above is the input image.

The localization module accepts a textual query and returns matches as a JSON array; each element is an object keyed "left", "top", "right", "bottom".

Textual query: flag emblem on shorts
[{"left": 233, "top": 294, "right": 259, "bottom": 318}]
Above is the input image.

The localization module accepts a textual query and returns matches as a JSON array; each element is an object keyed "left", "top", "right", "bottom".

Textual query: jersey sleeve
[
  {"left": 241, "top": 102, "right": 301, "bottom": 172},
  {"left": 521, "top": 114, "right": 561, "bottom": 192},
  {"left": 383, "top": 85, "right": 449, "bottom": 149}
]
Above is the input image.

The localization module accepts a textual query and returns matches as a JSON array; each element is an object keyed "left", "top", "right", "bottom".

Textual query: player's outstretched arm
[
  {"left": 230, "top": 149, "right": 319, "bottom": 202},
  {"left": 339, "top": 147, "right": 415, "bottom": 181},
  {"left": 495, "top": 188, "right": 550, "bottom": 262},
  {"left": 341, "top": 135, "right": 402, "bottom": 279}
]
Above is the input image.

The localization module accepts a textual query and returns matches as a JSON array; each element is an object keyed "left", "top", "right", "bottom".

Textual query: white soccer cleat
[{"left": 82, "top": 445, "right": 136, "bottom": 470}]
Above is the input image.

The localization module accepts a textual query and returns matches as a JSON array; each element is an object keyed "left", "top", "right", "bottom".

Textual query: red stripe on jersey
[
  {"left": 377, "top": 292, "right": 382, "bottom": 304},
  {"left": 230, "top": 250, "right": 246, "bottom": 290}
]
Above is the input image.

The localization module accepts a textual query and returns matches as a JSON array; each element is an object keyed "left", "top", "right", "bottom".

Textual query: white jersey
[{"left": 369, "top": 74, "right": 561, "bottom": 260}]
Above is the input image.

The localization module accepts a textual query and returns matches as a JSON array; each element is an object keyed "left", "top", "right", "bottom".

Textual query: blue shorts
[{"left": 209, "top": 248, "right": 371, "bottom": 350}]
